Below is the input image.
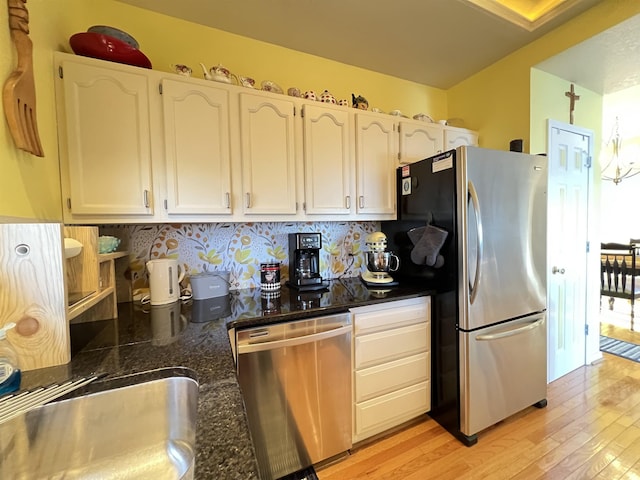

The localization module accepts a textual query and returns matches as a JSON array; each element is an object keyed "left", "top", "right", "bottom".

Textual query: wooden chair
[{"left": 601, "top": 241, "right": 640, "bottom": 330}]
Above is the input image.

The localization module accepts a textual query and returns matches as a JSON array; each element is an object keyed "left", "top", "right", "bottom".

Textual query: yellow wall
[
  {"left": 529, "top": 69, "right": 603, "bottom": 155},
  {"left": 0, "top": 0, "right": 445, "bottom": 220},
  {"left": 448, "top": 0, "right": 640, "bottom": 151}
]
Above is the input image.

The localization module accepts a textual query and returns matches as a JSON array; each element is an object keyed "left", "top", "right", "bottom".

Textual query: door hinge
[
  {"left": 585, "top": 155, "right": 592, "bottom": 168},
  {"left": 66, "top": 198, "right": 71, "bottom": 210},
  {"left": 586, "top": 241, "right": 590, "bottom": 253},
  {"left": 164, "top": 199, "right": 168, "bottom": 210},
  {"left": 58, "top": 66, "right": 63, "bottom": 79},
  {"left": 159, "top": 83, "right": 163, "bottom": 95},
  {"left": 585, "top": 324, "right": 589, "bottom": 335},
  {"left": 293, "top": 106, "right": 296, "bottom": 117},
  {"left": 300, "top": 106, "right": 305, "bottom": 118}
]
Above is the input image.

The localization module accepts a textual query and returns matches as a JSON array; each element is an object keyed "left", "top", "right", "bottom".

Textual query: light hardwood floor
[{"left": 318, "top": 322, "right": 640, "bottom": 480}]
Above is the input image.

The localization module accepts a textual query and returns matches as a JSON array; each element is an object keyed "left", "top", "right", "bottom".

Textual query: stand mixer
[{"left": 361, "top": 232, "right": 400, "bottom": 286}]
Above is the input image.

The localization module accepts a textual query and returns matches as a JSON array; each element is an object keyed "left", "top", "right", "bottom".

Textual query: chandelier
[{"left": 601, "top": 117, "right": 640, "bottom": 185}]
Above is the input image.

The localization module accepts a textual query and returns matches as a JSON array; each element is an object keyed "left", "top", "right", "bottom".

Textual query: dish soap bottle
[{"left": 0, "top": 322, "right": 21, "bottom": 395}]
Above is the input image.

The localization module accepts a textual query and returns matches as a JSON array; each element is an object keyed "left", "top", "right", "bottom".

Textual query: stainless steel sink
[{"left": 0, "top": 369, "right": 199, "bottom": 479}]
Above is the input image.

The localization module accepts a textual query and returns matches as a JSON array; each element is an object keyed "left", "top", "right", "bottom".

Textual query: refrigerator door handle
[
  {"left": 468, "top": 180, "right": 483, "bottom": 304},
  {"left": 475, "top": 317, "right": 544, "bottom": 341}
]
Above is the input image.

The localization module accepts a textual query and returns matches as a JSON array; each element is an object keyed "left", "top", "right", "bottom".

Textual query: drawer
[
  {"left": 354, "top": 381, "right": 430, "bottom": 443},
  {"left": 354, "top": 322, "right": 429, "bottom": 369},
  {"left": 352, "top": 297, "right": 430, "bottom": 336},
  {"left": 355, "top": 351, "right": 429, "bottom": 403}
]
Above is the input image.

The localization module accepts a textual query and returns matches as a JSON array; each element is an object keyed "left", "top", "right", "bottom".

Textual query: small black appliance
[{"left": 287, "top": 232, "right": 325, "bottom": 291}]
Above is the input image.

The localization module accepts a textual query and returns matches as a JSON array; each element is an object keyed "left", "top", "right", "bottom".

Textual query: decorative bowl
[
  {"left": 87, "top": 25, "right": 139, "bottom": 49},
  {"left": 98, "top": 235, "right": 121, "bottom": 254},
  {"left": 69, "top": 32, "right": 152, "bottom": 69}
]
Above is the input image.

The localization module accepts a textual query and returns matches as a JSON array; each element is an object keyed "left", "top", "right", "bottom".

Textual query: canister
[{"left": 260, "top": 263, "right": 281, "bottom": 291}]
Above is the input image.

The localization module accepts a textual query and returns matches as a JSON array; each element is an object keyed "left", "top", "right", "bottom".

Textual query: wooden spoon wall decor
[{"left": 3, "top": 0, "right": 44, "bottom": 157}]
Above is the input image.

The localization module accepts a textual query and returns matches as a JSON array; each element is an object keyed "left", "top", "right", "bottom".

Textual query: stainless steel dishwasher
[{"left": 236, "top": 312, "right": 352, "bottom": 480}]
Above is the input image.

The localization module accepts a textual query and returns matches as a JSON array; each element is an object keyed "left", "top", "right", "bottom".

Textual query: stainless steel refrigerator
[{"left": 382, "top": 146, "right": 548, "bottom": 446}]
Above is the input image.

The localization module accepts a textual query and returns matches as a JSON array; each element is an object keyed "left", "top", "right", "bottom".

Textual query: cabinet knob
[
  {"left": 345, "top": 196, "right": 351, "bottom": 209},
  {"left": 225, "top": 192, "right": 230, "bottom": 209},
  {"left": 143, "top": 190, "right": 150, "bottom": 208},
  {"left": 246, "top": 193, "right": 251, "bottom": 209},
  {"left": 359, "top": 196, "right": 364, "bottom": 209}
]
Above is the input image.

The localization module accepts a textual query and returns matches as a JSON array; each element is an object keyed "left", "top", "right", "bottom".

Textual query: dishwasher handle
[{"left": 237, "top": 324, "right": 351, "bottom": 354}]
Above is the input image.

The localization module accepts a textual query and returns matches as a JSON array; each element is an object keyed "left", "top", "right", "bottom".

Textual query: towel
[{"left": 408, "top": 225, "right": 448, "bottom": 268}]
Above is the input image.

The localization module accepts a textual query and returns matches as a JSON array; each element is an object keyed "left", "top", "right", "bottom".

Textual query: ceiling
[{"left": 116, "top": 0, "right": 637, "bottom": 94}]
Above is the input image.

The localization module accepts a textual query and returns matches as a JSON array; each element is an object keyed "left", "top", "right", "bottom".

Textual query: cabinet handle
[
  {"left": 144, "top": 190, "right": 150, "bottom": 208},
  {"left": 345, "top": 196, "right": 351, "bottom": 209},
  {"left": 359, "top": 196, "right": 364, "bottom": 209},
  {"left": 246, "top": 193, "right": 251, "bottom": 209},
  {"left": 225, "top": 192, "right": 230, "bottom": 209}
]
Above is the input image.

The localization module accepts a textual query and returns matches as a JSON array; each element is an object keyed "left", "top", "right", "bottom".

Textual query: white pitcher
[{"left": 146, "top": 258, "right": 185, "bottom": 305}]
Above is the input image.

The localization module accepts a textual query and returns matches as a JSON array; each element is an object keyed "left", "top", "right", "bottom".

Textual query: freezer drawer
[{"left": 460, "top": 313, "right": 547, "bottom": 437}]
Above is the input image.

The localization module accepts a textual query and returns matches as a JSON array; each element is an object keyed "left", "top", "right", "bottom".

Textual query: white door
[{"left": 547, "top": 120, "right": 592, "bottom": 382}]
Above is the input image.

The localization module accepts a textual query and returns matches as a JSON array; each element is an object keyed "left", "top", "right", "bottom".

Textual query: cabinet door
[
  {"left": 355, "top": 112, "right": 396, "bottom": 215},
  {"left": 239, "top": 93, "right": 297, "bottom": 215},
  {"left": 398, "top": 120, "right": 444, "bottom": 165},
  {"left": 161, "top": 78, "right": 232, "bottom": 215},
  {"left": 60, "top": 60, "right": 153, "bottom": 216},
  {"left": 302, "top": 103, "right": 352, "bottom": 215},
  {"left": 444, "top": 127, "right": 478, "bottom": 150}
]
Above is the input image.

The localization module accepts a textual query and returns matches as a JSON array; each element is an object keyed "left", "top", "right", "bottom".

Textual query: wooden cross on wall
[{"left": 565, "top": 83, "right": 580, "bottom": 125}]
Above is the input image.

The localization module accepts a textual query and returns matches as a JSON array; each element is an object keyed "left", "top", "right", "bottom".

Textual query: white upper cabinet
[
  {"left": 58, "top": 58, "right": 154, "bottom": 218},
  {"left": 398, "top": 120, "right": 444, "bottom": 165},
  {"left": 239, "top": 93, "right": 298, "bottom": 216},
  {"left": 444, "top": 126, "right": 479, "bottom": 150},
  {"left": 161, "top": 78, "right": 232, "bottom": 216},
  {"left": 302, "top": 103, "right": 353, "bottom": 215},
  {"left": 355, "top": 112, "right": 396, "bottom": 217},
  {"left": 55, "top": 53, "right": 478, "bottom": 224}
]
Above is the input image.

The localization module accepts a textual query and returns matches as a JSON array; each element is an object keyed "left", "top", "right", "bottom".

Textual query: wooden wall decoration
[{"left": 3, "top": 0, "right": 44, "bottom": 157}]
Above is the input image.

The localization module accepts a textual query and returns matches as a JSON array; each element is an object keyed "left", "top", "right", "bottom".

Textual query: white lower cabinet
[{"left": 351, "top": 296, "right": 431, "bottom": 443}]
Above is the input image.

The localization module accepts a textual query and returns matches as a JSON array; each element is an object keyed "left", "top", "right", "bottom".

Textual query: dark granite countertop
[{"left": 20, "top": 278, "right": 431, "bottom": 480}]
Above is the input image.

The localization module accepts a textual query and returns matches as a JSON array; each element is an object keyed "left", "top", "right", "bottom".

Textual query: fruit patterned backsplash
[{"left": 102, "top": 221, "right": 378, "bottom": 291}]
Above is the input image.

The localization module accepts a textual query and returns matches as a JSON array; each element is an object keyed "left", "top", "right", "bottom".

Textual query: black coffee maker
[{"left": 287, "top": 232, "right": 325, "bottom": 291}]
